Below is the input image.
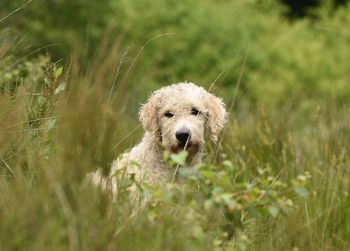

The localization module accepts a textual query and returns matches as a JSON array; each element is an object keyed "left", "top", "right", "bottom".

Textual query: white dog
[{"left": 91, "top": 82, "right": 227, "bottom": 191}]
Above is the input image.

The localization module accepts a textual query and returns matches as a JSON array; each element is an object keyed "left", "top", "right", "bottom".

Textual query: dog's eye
[
  {"left": 191, "top": 108, "right": 200, "bottom": 116},
  {"left": 164, "top": 112, "right": 174, "bottom": 118}
]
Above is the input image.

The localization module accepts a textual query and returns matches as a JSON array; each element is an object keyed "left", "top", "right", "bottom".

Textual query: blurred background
[{"left": 1, "top": 0, "right": 350, "bottom": 111}]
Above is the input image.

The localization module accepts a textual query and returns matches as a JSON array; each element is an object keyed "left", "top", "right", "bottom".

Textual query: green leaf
[
  {"left": 170, "top": 151, "right": 188, "bottom": 166},
  {"left": 192, "top": 225, "right": 204, "bottom": 240},
  {"left": 267, "top": 205, "right": 280, "bottom": 218},
  {"left": 246, "top": 206, "right": 262, "bottom": 218},
  {"left": 222, "top": 160, "right": 234, "bottom": 171},
  {"left": 295, "top": 187, "right": 309, "bottom": 199},
  {"left": 200, "top": 170, "right": 215, "bottom": 179},
  {"left": 54, "top": 66, "right": 63, "bottom": 78},
  {"left": 178, "top": 167, "right": 195, "bottom": 177}
]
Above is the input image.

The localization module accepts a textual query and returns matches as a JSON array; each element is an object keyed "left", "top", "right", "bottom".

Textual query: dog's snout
[{"left": 175, "top": 128, "right": 191, "bottom": 143}]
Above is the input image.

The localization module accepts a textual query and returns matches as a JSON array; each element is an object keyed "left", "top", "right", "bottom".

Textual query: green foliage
[
  {"left": 0, "top": 53, "right": 63, "bottom": 178},
  {"left": 0, "top": 48, "right": 349, "bottom": 250},
  {"left": 139, "top": 153, "right": 310, "bottom": 249},
  {"left": 0, "top": 0, "right": 117, "bottom": 60},
  {"left": 1, "top": 1, "right": 350, "bottom": 250},
  {"left": 2, "top": 0, "right": 350, "bottom": 110}
]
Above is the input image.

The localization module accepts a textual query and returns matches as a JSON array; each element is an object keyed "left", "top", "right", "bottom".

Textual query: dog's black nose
[{"left": 176, "top": 129, "right": 191, "bottom": 143}]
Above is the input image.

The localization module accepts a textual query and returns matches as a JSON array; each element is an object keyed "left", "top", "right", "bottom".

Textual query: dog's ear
[
  {"left": 206, "top": 93, "right": 227, "bottom": 142},
  {"left": 139, "top": 91, "right": 161, "bottom": 141}
]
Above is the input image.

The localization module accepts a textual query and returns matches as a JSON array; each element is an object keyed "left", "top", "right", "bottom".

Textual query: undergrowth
[
  {"left": 0, "top": 45, "right": 349, "bottom": 251},
  {"left": 1, "top": 2, "right": 350, "bottom": 250}
]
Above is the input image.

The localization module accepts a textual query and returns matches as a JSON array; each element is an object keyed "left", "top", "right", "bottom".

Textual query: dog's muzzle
[{"left": 175, "top": 128, "right": 191, "bottom": 147}]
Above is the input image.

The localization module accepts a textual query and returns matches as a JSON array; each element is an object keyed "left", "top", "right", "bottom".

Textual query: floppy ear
[
  {"left": 138, "top": 91, "right": 161, "bottom": 141},
  {"left": 206, "top": 93, "right": 227, "bottom": 142}
]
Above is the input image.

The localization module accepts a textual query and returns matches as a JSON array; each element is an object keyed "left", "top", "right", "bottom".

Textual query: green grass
[
  {"left": 1, "top": 1, "right": 350, "bottom": 250},
  {"left": 1, "top": 45, "right": 349, "bottom": 251}
]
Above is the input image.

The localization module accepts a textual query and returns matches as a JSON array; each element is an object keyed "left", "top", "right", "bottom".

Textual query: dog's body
[{"left": 90, "top": 82, "right": 227, "bottom": 190}]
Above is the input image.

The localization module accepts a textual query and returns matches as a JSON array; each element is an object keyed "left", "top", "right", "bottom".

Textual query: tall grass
[
  {"left": 1, "top": 37, "right": 349, "bottom": 251},
  {"left": 1, "top": 2, "right": 350, "bottom": 250},
  {"left": 224, "top": 105, "right": 350, "bottom": 250}
]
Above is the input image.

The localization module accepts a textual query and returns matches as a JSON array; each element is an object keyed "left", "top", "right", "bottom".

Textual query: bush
[{"left": 2, "top": 0, "right": 350, "bottom": 111}]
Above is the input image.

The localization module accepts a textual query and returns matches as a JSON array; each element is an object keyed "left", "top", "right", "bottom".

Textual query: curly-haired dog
[{"left": 91, "top": 82, "right": 227, "bottom": 191}]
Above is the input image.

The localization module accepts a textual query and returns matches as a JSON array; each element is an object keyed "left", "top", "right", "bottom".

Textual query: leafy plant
[{"left": 131, "top": 152, "right": 311, "bottom": 250}]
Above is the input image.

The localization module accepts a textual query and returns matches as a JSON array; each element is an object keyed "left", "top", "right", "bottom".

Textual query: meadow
[{"left": 0, "top": 1, "right": 349, "bottom": 250}]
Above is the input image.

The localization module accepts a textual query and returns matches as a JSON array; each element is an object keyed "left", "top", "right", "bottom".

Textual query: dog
[{"left": 90, "top": 82, "right": 227, "bottom": 192}]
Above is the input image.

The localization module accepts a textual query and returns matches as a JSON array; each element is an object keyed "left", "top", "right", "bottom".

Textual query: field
[{"left": 0, "top": 1, "right": 349, "bottom": 250}]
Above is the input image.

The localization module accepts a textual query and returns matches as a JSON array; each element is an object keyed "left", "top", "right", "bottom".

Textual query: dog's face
[
  {"left": 139, "top": 83, "right": 227, "bottom": 156},
  {"left": 158, "top": 91, "right": 207, "bottom": 154}
]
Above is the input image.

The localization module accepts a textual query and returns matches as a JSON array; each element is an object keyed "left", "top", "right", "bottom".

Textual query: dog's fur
[{"left": 90, "top": 82, "right": 227, "bottom": 191}]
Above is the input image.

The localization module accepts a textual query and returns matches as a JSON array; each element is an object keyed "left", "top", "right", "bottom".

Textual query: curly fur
[{"left": 89, "top": 82, "right": 227, "bottom": 191}]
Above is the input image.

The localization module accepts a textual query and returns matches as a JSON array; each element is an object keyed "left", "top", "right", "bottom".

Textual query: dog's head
[{"left": 139, "top": 82, "right": 227, "bottom": 155}]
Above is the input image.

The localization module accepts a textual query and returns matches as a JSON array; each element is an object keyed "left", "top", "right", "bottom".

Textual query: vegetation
[{"left": 0, "top": 0, "right": 349, "bottom": 250}]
